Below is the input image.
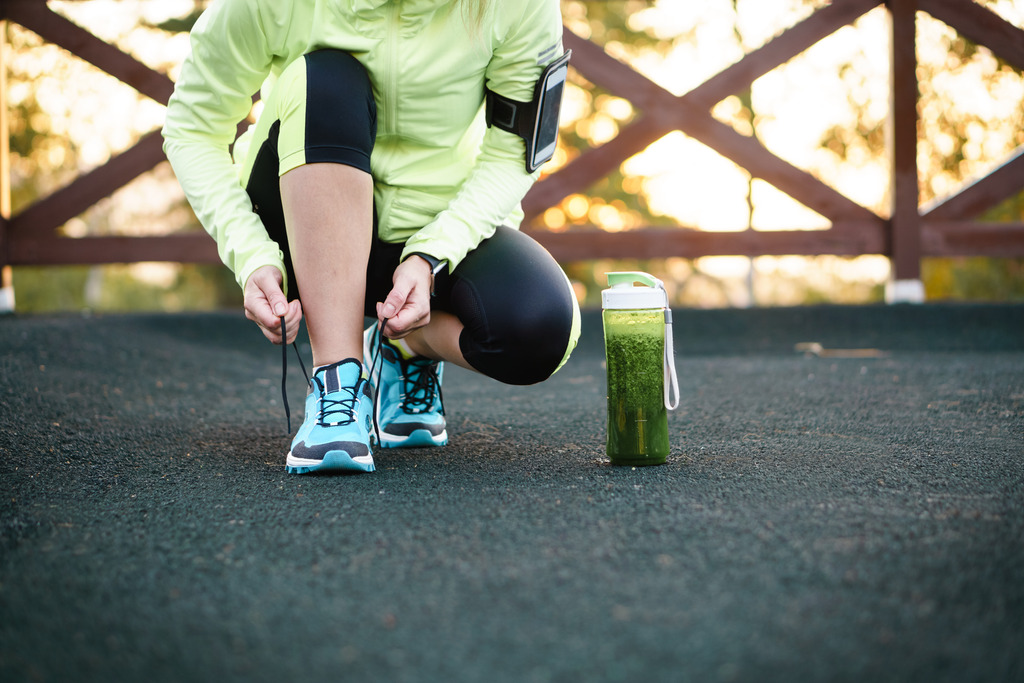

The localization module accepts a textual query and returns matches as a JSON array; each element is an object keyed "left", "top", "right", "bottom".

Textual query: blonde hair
[{"left": 458, "top": 0, "right": 488, "bottom": 31}]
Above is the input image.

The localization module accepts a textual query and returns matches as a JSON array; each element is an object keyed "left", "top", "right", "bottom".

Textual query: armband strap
[
  {"left": 485, "top": 93, "right": 530, "bottom": 139},
  {"left": 485, "top": 50, "right": 571, "bottom": 173}
]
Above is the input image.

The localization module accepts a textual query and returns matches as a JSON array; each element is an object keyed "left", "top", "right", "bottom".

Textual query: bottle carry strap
[{"left": 664, "top": 309, "right": 680, "bottom": 411}]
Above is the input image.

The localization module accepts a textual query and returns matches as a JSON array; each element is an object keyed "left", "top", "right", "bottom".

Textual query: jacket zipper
[{"left": 383, "top": 1, "right": 400, "bottom": 138}]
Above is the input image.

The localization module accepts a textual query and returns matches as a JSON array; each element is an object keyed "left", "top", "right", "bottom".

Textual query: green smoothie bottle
[{"left": 602, "top": 272, "right": 680, "bottom": 466}]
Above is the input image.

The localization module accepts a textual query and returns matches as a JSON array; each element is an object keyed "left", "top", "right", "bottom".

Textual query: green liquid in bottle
[{"left": 603, "top": 309, "right": 669, "bottom": 465}]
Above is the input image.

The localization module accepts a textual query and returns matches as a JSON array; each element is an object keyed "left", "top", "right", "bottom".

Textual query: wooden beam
[
  {"left": 5, "top": 0, "right": 174, "bottom": 104},
  {"left": 8, "top": 130, "right": 167, "bottom": 237},
  {"left": 670, "top": 99, "right": 881, "bottom": 224},
  {"left": 523, "top": 112, "right": 672, "bottom": 219},
  {"left": 687, "top": 0, "right": 884, "bottom": 109},
  {"left": 8, "top": 233, "right": 220, "bottom": 265},
  {"left": 562, "top": 28, "right": 673, "bottom": 112},
  {"left": 541, "top": 16, "right": 885, "bottom": 227},
  {"left": 888, "top": 0, "right": 921, "bottom": 280},
  {"left": 923, "top": 148, "right": 1024, "bottom": 220},
  {"left": 919, "top": 0, "right": 1024, "bottom": 70},
  {"left": 528, "top": 109, "right": 879, "bottom": 231},
  {"left": 922, "top": 221, "right": 1024, "bottom": 256},
  {"left": 526, "top": 223, "right": 887, "bottom": 261}
]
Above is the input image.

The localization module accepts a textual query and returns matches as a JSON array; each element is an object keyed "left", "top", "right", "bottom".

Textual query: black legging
[{"left": 243, "top": 49, "right": 578, "bottom": 385}]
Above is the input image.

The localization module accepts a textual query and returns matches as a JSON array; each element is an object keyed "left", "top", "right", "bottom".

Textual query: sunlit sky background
[{"left": 10, "top": 0, "right": 1024, "bottom": 303}]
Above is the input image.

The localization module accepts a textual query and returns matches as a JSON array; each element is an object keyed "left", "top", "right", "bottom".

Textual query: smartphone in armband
[
  {"left": 527, "top": 50, "right": 571, "bottom": 172},
  {"left": 486, "top": 50, "right": 572, "bottom": 173}
]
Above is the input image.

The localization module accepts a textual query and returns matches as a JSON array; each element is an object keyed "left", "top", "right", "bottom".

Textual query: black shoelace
[
  {"left": 279, "top": 315, "right": 390, "bottom": 445},
  {"left": 279, "top": 315, "right": 309, "bottom": 434},
  {"left": 397, "top": 356, "right": 444, "bottom": 415},
  {"left": 311, "top": 372, "right": 359, "bottom": 426}
]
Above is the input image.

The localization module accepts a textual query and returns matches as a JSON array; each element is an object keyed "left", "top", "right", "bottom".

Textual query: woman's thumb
[{"left": 254, "top": 270, "right": 286, "bottom": 316}]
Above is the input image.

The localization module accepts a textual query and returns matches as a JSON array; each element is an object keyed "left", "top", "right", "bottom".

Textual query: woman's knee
[
  {"left": 463, "top": 293, "right": 579, "bottom": 386},
  {"left": 449, "top": 228, "right": 581, "bottom": 385}
]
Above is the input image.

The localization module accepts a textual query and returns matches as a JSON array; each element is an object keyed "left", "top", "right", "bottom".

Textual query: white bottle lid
[{"left": 601, "top": 271, "right": 667, "bottom": 310}]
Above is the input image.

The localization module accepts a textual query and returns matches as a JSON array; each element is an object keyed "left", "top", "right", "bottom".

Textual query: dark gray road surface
[{"left": 2, "top": 305, "right": 1022, "bottom": 683}]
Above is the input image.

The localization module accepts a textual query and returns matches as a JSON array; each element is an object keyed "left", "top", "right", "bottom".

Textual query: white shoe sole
[{"left": 285, "top": 450, "right": 375, "bottom": 474}]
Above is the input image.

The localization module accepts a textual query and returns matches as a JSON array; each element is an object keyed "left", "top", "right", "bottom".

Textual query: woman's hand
[
  {"left": 376, "top": 255, "right": 434, "bottom": 339},
  {"left": 243, "top": 265, "right": 303, "bottom": 345}
]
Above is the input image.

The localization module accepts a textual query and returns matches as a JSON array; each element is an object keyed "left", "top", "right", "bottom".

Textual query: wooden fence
[{"left": 1, "top": 0, "right": 1022, "bottom": 303}]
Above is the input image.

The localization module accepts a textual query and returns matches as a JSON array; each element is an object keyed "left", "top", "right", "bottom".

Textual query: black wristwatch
[{"left": 408, "top": 252, "right": 447, "bottom": 296}]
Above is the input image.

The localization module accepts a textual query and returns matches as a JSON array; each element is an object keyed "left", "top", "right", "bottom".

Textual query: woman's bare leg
[
  {"left": 402, "top": 311, "right": 474, "bottom": 371},
  {"left": 280, "top": 163, "right": 373, "bottom": 367}
]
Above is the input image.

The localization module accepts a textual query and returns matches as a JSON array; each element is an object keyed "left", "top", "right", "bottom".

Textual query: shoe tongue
[{"left": 318, "top": 359, "right": 362, "bottom": 393}]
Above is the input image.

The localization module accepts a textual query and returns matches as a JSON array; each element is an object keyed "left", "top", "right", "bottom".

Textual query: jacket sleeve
[
  {"left": 400, "top": 0, "right": 564, "bottom": 271},
  {"left": 162, "top": 0, "right": 287, "bottom": 291}
]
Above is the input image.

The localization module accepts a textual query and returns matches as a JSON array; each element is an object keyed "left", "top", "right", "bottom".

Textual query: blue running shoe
[
  {"left": 286, "top": 358, "right": 376, "bottom": 474},
  {"left": 363, "top": 323, "right": 448, "bottom": 448}
]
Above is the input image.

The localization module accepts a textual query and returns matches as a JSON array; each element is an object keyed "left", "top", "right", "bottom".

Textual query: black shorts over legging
[{"left": 241, "top": 49, "right": 579, "bottom": 385}]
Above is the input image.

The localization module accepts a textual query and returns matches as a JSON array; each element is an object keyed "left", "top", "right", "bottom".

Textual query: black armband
[{"left": 485, "top": 50, "right": 571, "bottom": 173}]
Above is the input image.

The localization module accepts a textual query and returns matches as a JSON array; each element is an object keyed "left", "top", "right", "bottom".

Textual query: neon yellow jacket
[{"left": 162, "top": 0, "right": 563, "bottom": 292}]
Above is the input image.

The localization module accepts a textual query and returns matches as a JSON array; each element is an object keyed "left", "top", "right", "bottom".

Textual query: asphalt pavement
[{"left": 1, "top": 304, "right": 1022, "bottom": 683}]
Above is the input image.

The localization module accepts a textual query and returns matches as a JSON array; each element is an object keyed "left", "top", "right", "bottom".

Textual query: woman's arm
[
  {"left": 162, "top": 0, "right": 288, "bottom": 293},
  {"left": 399, "top": 0, "right": 564, "bottom": 271}
]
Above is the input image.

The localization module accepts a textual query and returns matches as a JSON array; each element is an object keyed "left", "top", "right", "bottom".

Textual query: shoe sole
[
  {"left": 379, "top": 428, "right": 448, "bottom": 449},
  {"left": 285, "top": 450, "right": 376, "bottom": 475}
]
